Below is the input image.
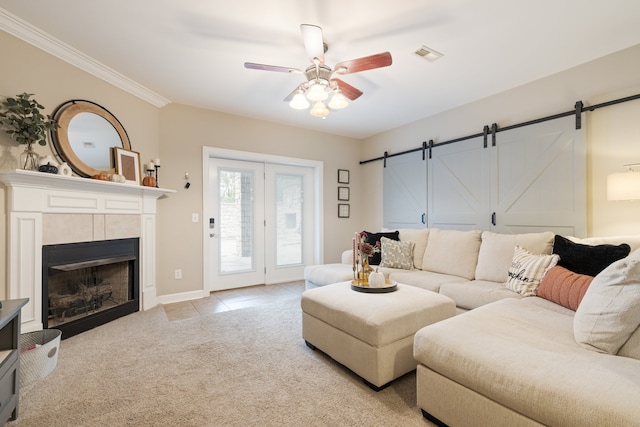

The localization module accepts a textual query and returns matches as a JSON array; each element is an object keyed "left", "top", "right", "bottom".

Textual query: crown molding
[{"left": 0, "top": 8, "right": 171, "bottom": 108}]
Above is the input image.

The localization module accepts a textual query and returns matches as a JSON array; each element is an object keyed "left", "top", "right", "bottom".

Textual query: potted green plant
[{"left": 0, "top": 93, "right": 58, "bottom": 170}]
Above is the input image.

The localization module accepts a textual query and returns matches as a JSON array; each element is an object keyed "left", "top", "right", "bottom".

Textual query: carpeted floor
[{"left": 10, "top": 296, "right": 433, "bottom": 426}]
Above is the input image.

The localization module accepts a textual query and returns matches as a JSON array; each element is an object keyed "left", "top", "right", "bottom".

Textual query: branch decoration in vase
[
  {"left": 0, "top": 93, "right": 58, "bottom": 170},
  {"left": 352, "top": 231, "right": 381, "bottom": 285}
]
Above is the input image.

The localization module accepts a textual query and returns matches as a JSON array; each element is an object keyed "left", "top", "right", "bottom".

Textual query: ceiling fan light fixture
[
  {"left": 310, "top": 101, "right": 329, "bottom": 118},
  {"left": 289, "top": 91, "right": 310, "bottom": 110},
  {"left": 328, "top": 90, "right": 349, "bottom": 110},
  {"left": 306, "top": 81, "right": 329, "bottom": 101}
]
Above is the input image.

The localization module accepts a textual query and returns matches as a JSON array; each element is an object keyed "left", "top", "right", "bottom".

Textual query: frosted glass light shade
[
  {"left": 607, "top": 171, "right": 640, "bottom": 200},
  {"left": 328, "top": 91, "right": 349, "bottom": 109},
  {"left": 306, "top": 83, "right": 328, "bottom": 101},
  {"left": 309, "top": 101, "right": 329, "bottom": 118},
  {"left": 289, "top": 92, "right": 310, "bottom": 110}
]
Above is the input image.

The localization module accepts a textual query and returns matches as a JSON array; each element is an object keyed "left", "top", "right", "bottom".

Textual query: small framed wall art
[
  {"left": 338, "top": 186, "right": 350, "bottom": 201},
  {"left": 338, "top": 203, "right": 350, "bottom": 218},
  {"left": 338, "top": 169, "right": 350, "bottom": 184},
  {"left": 113, "top": 147, "right": 142, "bottom": 185}
]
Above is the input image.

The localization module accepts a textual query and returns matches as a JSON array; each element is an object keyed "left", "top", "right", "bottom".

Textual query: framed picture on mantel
[{"left": 113, "top": 147, "right": 141, "bottom": 185}]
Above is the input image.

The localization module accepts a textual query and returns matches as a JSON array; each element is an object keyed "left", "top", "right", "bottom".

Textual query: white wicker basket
[{"left": 19, "top": 329, "right": 62, "bottom": 388}]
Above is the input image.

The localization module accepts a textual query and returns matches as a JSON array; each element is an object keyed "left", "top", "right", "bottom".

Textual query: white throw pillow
[
  {"left": 574, "top": 248, "right": 640, "bottom": 354},
  {"left": 505, "top": 246, "right": 559, "bottom": 296},
  {"left": 475, "top": 231, "right": 555, "bottom": 282},
  {"left": 379, "top": 237, "right": 414, "bottom": 270}
]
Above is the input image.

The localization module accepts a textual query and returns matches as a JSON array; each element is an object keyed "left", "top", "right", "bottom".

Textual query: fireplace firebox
[{"left": 42, "top": 238, "right": 139, "bottom": 339}]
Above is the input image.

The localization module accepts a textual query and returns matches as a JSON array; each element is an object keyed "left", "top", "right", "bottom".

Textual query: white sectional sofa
[{"left": 303, "top": 228, "right": 640, "bottom": 425}]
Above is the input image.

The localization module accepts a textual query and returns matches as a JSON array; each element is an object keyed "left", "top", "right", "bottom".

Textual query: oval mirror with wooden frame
[{"left": 50, "top": 100, "right": 131, "bottom": 177}]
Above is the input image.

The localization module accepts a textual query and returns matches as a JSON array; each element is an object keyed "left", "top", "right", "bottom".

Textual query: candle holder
[{"left": 154, "top": 165, "right": 160, "bottom": 188}]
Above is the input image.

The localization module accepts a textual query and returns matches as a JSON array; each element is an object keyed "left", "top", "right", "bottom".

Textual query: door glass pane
[
  {"left": 275, "top": 174, "right": 302, "bottom": 266},
  {"left": 219, "top": 169, "right": 254, "bottom": 273}
]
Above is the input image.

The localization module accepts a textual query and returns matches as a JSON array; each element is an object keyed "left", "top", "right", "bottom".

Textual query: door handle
[
  {"left": 491, "top": 212, "right": 496, "bottom": 226},
  {"left": 421, "top": 213, "right": 426, "bottom": 224},
  {"left": 209, "top": 233, "right": 218, "bottom": 238}
]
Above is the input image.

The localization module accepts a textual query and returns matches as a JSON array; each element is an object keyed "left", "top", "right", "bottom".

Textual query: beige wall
[
  {"left": 361, "top": 44, "right": 640, "bottom": 237},
  {"left": 3, "top": 26, "right": 640, "bottom": 301},
  {"left": 0, "top": 31, "right": 160, "bottom": 299},
  {"left": 0, "top": 30, "right": 362, "bottom": 299},
  {"left": 156, "top": 104, "right": 361, "bottom": 295}
]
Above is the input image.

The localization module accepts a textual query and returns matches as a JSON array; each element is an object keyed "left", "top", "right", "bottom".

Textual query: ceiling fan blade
[
  {"left": 283, "top": 86, "right": 303, "bottom": 102},
  {"left": 332, "top": 79, "right": 363, "bottom": 100},
  {"left": 334, "top": 52, "right": 392, "bottom": 75},
  {"left": 300, "top": 24, "right": 325, "bottom": 64},
  {"left": 244, "top": 62, "right": 301, "bottom": 73}
]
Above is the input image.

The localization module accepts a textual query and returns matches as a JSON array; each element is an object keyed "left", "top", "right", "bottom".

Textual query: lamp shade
[
  {"left": 289, "top": 92, "right": 310, "bottom": 110},
  {"left": 328, "top": 90, "right": 349, "bottom": 110},
  {"left": 607, "top": 171, "right": 640, "bottom": 200},
  {"left": 309, "top": 101, "right": 329, "bottom": 118},
  {"left": 306, "top": 83, "right": 328, "bottom": 101}
]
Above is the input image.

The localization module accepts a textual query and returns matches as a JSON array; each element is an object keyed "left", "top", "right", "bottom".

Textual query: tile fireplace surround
[{"left": 0, "top": 170, "right": 173, "bottom": 333}]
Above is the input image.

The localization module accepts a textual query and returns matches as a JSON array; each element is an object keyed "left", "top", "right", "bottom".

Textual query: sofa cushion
[
  {"left": 397, "top": 228, "right": 429, "bottom": 269},
  {"left": 421, "top": 229, "right": 481, "bottom": 280},
  {"left": 475, "top": 231, "right": 554, "bottom": 282},
  {"left": 566, "top": 234, "right": 640, "bottom": 253},
  {"left": 388, "top": 270, "right": 468, "bottom": 293},
  {"left": 506, "top": 246, "right": 559, "bottom": 296},
  {"left": 553, "top": 234, "right": 630, "bottom": 277},
  {"left": 537, "top": 266, "right": 593, "bottom": 311},
  {"left": 574, "top": 248, "right": 640, "bottom": 354},
  {"left": 379, "top": 237, "right": 414, "bottom": 270},
  {"left": 439, "top": 280, "right": 522, "bottom": 310},
  {"left": 362, "top": 230, "right": 399, "bottom": 265}
]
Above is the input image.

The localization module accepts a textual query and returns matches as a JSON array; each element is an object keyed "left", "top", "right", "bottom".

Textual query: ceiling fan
[{"left": 244, "top": 24, "right": 392, "bottom": 118}]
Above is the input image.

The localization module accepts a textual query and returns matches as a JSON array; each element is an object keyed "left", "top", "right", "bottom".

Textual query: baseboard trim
[{"left": 157, "top": 290, "right": 208, "bottom": 305}]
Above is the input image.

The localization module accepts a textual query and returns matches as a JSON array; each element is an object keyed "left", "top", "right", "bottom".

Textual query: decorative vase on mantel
[{"left": 20, "top": 142, "right": 39, "bottom": 171}]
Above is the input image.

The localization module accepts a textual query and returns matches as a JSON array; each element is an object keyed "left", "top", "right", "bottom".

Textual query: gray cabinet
[{"left": 0, "top": 299, "right": 28, "bottom": 424}]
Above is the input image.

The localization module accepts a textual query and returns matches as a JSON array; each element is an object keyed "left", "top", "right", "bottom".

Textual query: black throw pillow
[
  {"left": 362, "top": 230, "right": 400, "bottom": 265},
  {"left": 552, "top": 235, "right": 631, "bottom": 277}
]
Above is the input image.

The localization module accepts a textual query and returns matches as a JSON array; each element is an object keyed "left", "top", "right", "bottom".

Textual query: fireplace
[{"left": 42, "top": 238, "right": 140, "bottom": 339}]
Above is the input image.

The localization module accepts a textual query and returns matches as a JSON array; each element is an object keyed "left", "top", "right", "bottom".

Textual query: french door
[{"left": 208, "top": 157, "right": 315, "bottom": 291}]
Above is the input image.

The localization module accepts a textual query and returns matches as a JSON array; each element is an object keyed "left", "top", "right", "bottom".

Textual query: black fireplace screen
[{"left": 42, "top": 238, "right": 139, "bottom": 339}]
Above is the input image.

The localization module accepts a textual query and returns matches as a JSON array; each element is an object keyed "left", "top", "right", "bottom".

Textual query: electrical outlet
[
  {"left": 192, "top": 213, "right": 199, "bottom": 223},
  {"left": 174, "top": 269, "right": 182, "bottom": 279}
]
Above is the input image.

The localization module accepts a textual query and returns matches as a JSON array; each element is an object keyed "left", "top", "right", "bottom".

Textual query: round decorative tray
[{"left": 350, "top": 280, "right": 398, "bottom": 293}]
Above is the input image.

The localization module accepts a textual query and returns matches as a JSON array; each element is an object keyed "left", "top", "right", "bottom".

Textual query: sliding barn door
[
  {"left": 427, "top": 136, "right": 492, "bottom": 230},
  {"left": 383, "top": 153, "right": 427, "bottom": 229},
  {"left": 491, "top": 115, "right": 586, "bottom": 236},
  {"left": 381, "top": 116, "right": 586, "bottom": 236}
]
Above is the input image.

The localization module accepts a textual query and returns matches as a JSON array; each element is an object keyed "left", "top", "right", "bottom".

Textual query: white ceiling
[{"left": 1, "top": 0, "right": 640, "bottom": 139}]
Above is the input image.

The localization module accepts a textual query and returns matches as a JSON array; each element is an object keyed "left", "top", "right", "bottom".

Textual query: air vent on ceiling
[{"left": 413, "top": 46, "right": 443, "bottom": 62}]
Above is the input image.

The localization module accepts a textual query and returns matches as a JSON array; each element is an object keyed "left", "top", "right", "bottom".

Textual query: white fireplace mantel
[{"left": 0, "top": 170, "right": 174, "bottom": 333}]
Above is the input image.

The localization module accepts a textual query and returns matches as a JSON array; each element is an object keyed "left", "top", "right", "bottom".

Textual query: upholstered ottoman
[{"left": 301, "top": 281, "right": 456, "bottom": 390}]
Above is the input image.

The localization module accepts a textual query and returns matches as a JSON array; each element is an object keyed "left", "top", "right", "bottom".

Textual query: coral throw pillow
[{"left": 537, "top": 266, "right": 593, "bottom": 311}]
